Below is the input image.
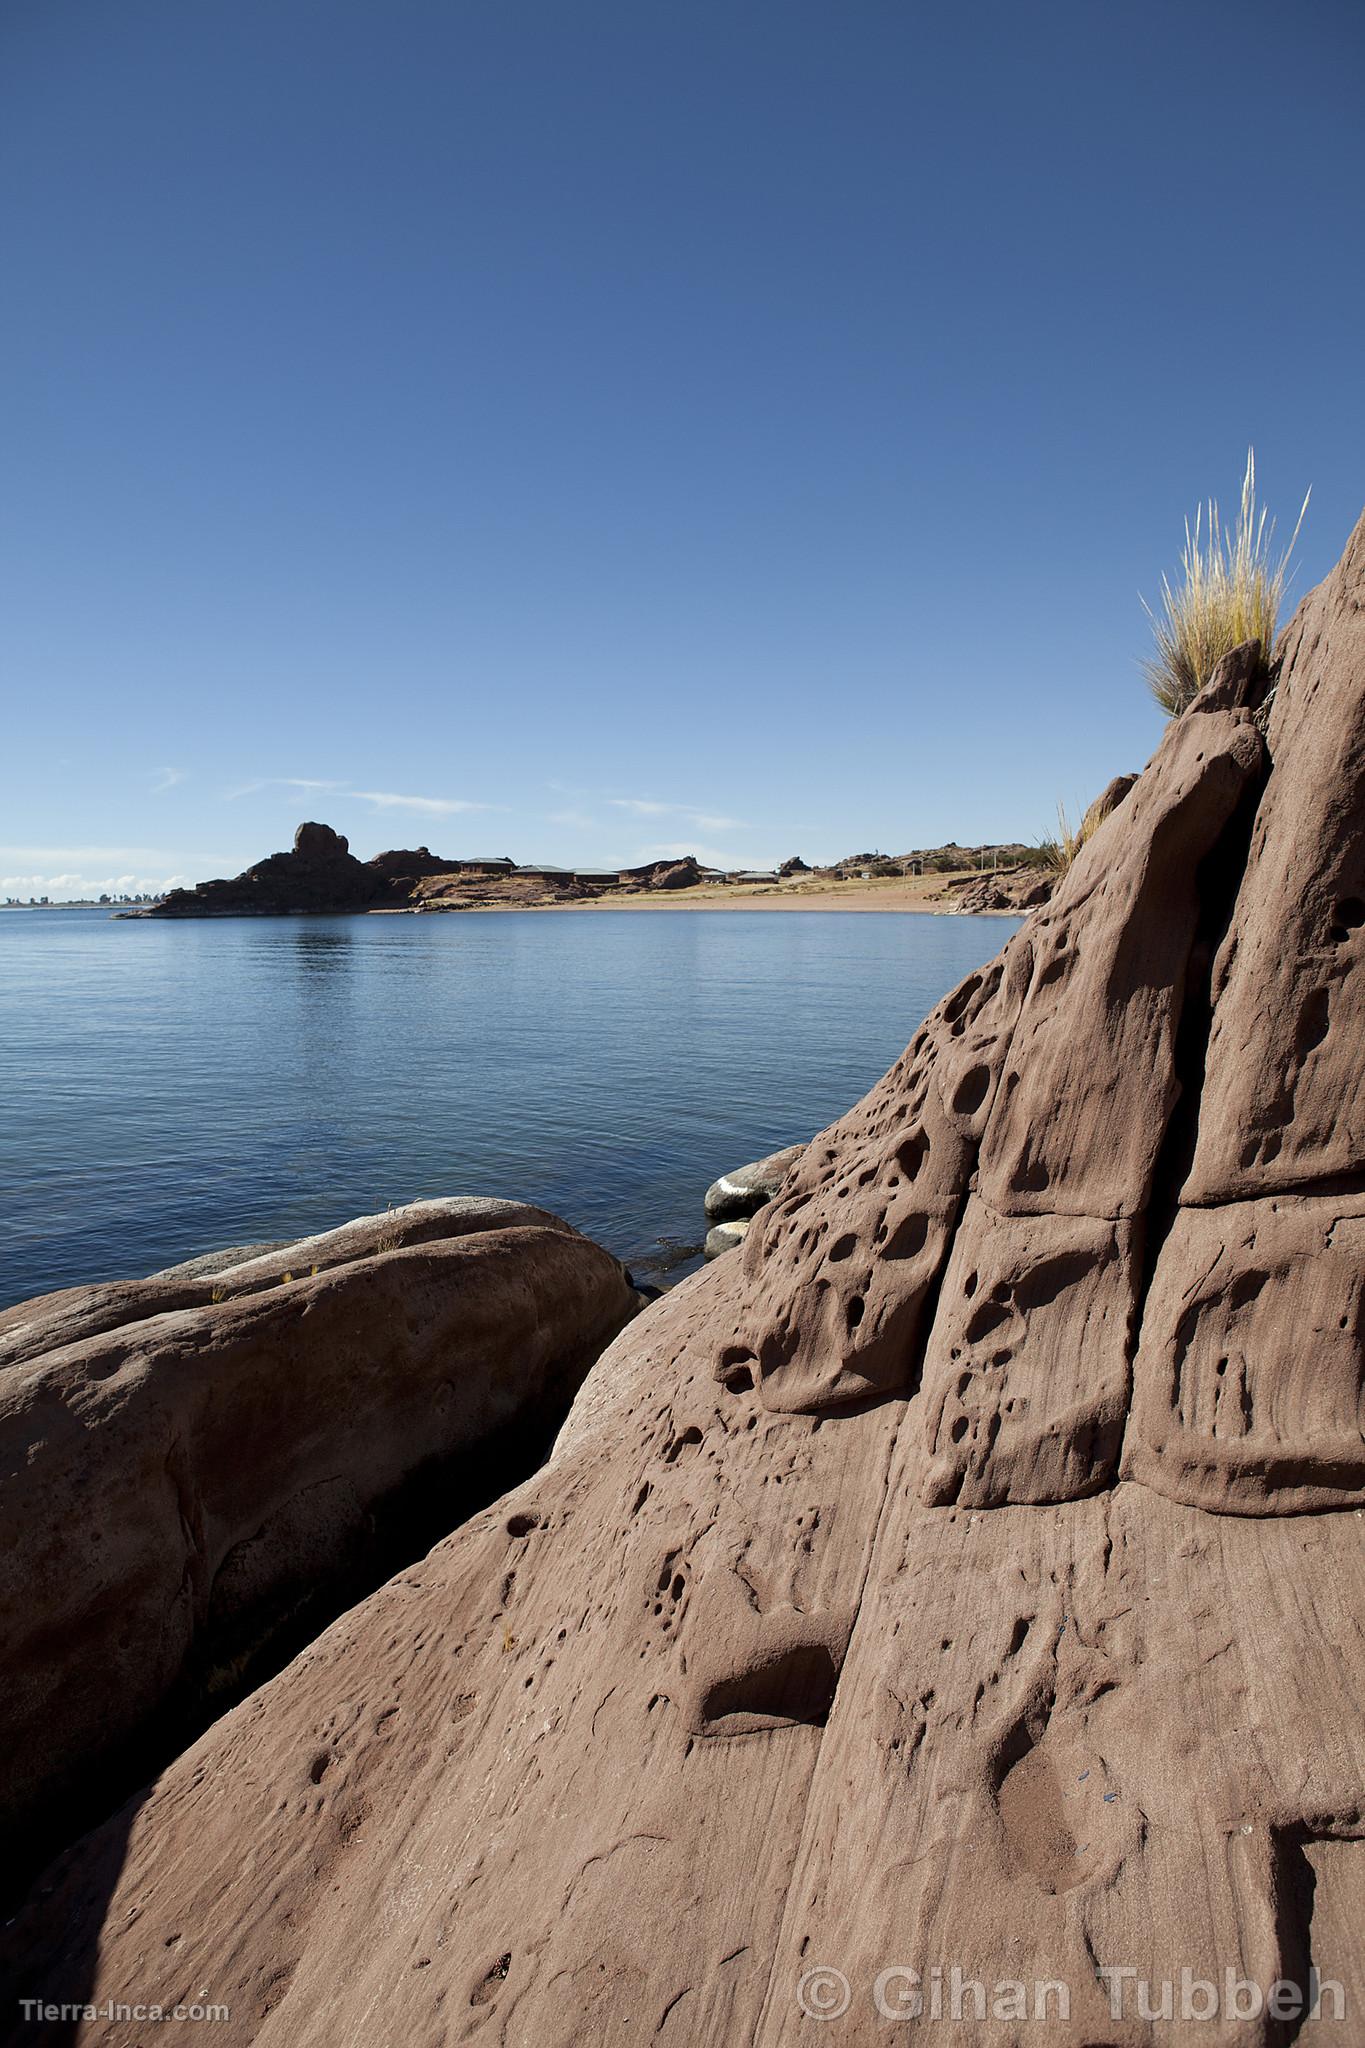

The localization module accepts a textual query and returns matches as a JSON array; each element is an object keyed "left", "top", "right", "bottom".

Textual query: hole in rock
[
  {"left": 699, "top": 1642, "right": 841, "bottom": 1733},
  {"left": 964, "top": 1299, "right": 1012, "bottom": 1345},
  {"left": 471, "top": 1954, "right": 513, "bottom": 2007},
  {"left": 895, "top": 1131, "right": 929, "bottom": 1182},
  {"left": 1296, "top": 988, "right": 1331, "bottom": 1058},
  {"left": 881, "top": 1211, "right": 929, "bottom": 1263},
  {"left": 1011, "top": 1156, "right": 1051, "bottom": 1195},
  {"left": 952, "top": 1065, "right": 991, "bottom": 1116},
  {"left": 941, "top": 974, "right": 982, "bottom": 1025}
]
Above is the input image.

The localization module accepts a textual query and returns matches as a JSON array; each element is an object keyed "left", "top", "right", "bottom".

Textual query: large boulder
[
  {"left": 0, "top": 1199, "right": 639, "bottom": 1887},
  {"left": 6, "top": 516, "right": 1365, "bottom": 2043}
]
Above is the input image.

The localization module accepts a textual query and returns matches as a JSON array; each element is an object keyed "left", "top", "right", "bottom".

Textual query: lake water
[{"left": 0, "top": 906, "right": 1018, "bottom": 1310}]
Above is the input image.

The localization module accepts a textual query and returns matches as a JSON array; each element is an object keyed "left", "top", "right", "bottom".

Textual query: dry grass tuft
[
  {"left": 1142, "top": 450, "right": 1309, "bottom": 717},
  {"left": 1036, "top": 800, "right": 1086, "bottom": 875}
]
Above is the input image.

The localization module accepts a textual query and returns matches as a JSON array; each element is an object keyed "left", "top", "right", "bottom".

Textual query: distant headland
[{"left": 119, "top": 820, "right": 1071, "bottom": 920}]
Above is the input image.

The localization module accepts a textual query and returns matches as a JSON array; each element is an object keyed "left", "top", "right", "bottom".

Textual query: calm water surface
[{"left": 1, "top": 907, "right": 1018, "bottom": 1308}]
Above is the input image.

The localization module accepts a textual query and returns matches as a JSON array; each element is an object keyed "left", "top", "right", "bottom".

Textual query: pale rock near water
[
  {"left": 703, "top": 1216, "right": 751, "bottom": 1261},
  {"left": 703, "top": 1142, "right": 807, "bottom": 1221},
  {"left": 5, "top": 517, "right": 1365, "bottom": 2043}
]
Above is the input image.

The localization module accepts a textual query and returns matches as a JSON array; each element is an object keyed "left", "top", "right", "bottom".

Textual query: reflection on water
[
  {"left": 285, "top": 924, "right": 357, "bottom": 971},
  {"left": 0, "top": 907, "right": 1019, "bottom": 1306}
]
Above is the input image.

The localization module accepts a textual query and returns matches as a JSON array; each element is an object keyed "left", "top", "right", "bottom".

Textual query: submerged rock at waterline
[
  {"left": 0, "top": 1198, "right": 639, "bottom": 1890},
  {"left": 7, "top": 514, "right": 1365, "bottom": 2043},
  {"left": 703, "top": 1216, "right": 750, "bottom": 1260},
  {"left": 703, "top": 1141, "right": 806, "bottom": 1220}
]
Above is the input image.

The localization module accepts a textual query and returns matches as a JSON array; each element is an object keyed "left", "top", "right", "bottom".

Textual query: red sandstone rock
[
  {"left": 0, "top": 1199, "right": 638, "bottom": 1885},
  {"left": 1184, "top": 522, "right": 1365, "bottom": 1200},
  {"left": 5, "top": 520, "right": 1365, "bottom": 2044}
]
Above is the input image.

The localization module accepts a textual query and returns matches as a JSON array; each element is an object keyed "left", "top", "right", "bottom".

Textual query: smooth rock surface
[
  {"left": 6, "top": 516, "right": 1365, "bottom": 2044},
  {"left": 0, "top": 1199, "right": 638, "bottom": 1882}
]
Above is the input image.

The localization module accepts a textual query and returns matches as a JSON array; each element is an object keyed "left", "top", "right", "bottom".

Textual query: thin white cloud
[
  {"left": 151, "top": 767, "right": 185, "bottom": 794},
  {"left": 226, "top": 776, "right": 347, "bottom": 800},
  {"left": 609, "top": 797, "right": 749, "bottom": 832},
  {"left": 548, "top": 809, "right": 597, "bottom": 832},
  {"left": 352, "top": 791, "right": 494, "bottom": 817},
  {"left": 223, "top": 779, "right": 493, "bottom": 817}
]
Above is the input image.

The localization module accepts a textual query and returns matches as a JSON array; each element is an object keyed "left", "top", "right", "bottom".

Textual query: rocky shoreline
[
  {"left": 121, "top": 829, "right": 1066, "bottom": 921},
  {"left": 4, "top": 511, "right": 1364, "bottom": 2043}
]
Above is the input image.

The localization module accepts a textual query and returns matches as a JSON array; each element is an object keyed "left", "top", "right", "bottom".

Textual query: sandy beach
[{"left": 538, "top": 868, "right": 1017, "bottom": 914}]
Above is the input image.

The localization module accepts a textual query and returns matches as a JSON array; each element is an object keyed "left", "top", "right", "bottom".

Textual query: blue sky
[{"left": 2, "top": 0, "right": 1361, "bottom": 896}]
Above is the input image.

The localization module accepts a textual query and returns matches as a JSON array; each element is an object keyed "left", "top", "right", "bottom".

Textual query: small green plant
[{"left": 1142, "top": 449, "right": 1309, "bottom": 717}]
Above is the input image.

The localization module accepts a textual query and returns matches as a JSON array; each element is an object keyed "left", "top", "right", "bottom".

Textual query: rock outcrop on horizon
[
  {"left": 0, "top": 1199, "right": 639, "bottom": 1897},
  {"left": 619, "top": 854, "right": 706, "bottom": 890},
  {"left": 150, "top": 822, "right": 390, "bottom": 917},
  {"left": 6, "top": 515, "right": 1365, "bottom": 2043},
  {"left": 366, "top": 844, "right": 465, "bottom": 883}
]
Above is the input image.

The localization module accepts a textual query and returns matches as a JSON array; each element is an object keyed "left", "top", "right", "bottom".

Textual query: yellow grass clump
[
  {"left": 1143, "top": 450, "right": 1309, "bottom": 717},
  {"left": 1036, "top": 799, "right": 1086, "bottom": 875}
]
